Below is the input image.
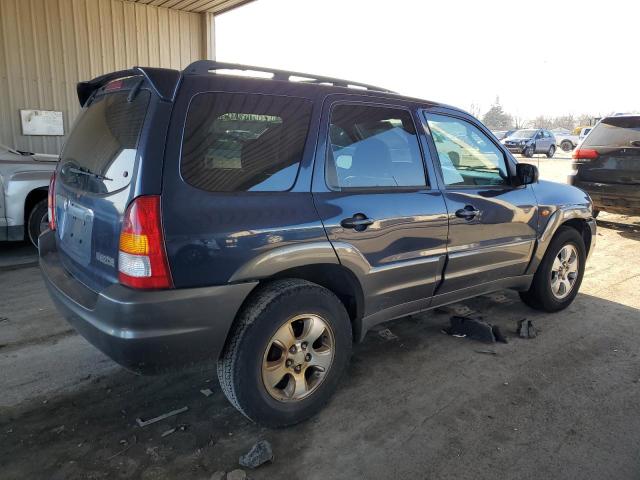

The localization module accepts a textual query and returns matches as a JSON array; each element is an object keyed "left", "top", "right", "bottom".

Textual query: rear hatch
[
  {"left": 575, "top": 116, "right": 640, "bottom": 184},
  {"left": 54, "top": 77, "right": 155, "bottom": 292}
]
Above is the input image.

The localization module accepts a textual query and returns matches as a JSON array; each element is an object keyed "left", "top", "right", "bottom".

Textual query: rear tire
[
  {"left": 27, "top": 199, "right": 48, "bottom": 247},
  {"left": 546, "top": 145, "right": 556, "bottom": 158},
  {"left": 520, "top": 226, "right": 586, "bottom": 312},
  {"left": 217, "top": 279, "right": 352, "bottom": 427}
]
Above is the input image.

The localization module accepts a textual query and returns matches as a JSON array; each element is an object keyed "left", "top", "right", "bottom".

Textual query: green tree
[{"left": 482, "top": 100, "right": 513, "bottom": 130}]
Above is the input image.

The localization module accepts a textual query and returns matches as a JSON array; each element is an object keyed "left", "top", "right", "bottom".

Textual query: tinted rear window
[
  {"left": 59, "top": 91, "right": 150, "bottom": 194},
  {"left": 181, "top": 93, "right": 313, "bottom": 192},
  {"left": 583, "top": 117, "right": 640, "bottom": 147}
]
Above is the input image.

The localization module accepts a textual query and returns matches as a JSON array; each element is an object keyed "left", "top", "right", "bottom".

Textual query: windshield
[
  {"left": 509, "top": 129, "right": 537, "bottom": 139},
  {"left": 59, "top": 91, "right": 150, "bottom": 194}
]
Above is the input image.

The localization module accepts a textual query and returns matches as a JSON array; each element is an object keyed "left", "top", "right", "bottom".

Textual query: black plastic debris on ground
[
  {"left": 239, "top": 440, "right": 274, "bottom": 469},
  {"left": 517, "top": 319, "right": 538, "bottom": 338},
  {"left": 443, "top": 316, "right": 508, "bottom": 344}
]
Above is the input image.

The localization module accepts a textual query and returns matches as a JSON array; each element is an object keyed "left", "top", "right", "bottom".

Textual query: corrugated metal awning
[{"left": 125, "top": 0, "right": 254, "bottom": 15}]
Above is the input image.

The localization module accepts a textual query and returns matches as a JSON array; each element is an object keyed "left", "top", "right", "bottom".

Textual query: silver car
[
  {"left": 0, "top": 144, "right": 58, "bottom": 246},
  {"left": 502, "top": 129, "right": 557, "bottom": 158}
]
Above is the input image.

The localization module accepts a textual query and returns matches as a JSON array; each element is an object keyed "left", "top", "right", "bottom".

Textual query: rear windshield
[
  {"left": 181, "top": 93, "right": 313, "bottom": 192},
  {"left": 59, "top": 91, "right": 150, "bottom": 194},
  {"left": 582, "top": 117, "right": 640, "bottom": 147}
]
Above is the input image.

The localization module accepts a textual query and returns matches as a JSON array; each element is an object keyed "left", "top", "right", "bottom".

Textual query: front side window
[
  {"left": 425, "top": 113, "right": 509, "bottom": 187},
  {"left": 325, "top": 104, "right": 427, "bottom": 190},
  {"left": 181, "top": 93, "right": 312, "bottom": 192}
]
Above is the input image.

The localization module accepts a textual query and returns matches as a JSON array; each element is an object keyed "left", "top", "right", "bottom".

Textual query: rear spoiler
[{"left": 76, "top": 67, "right": 180, "bottom": 107}]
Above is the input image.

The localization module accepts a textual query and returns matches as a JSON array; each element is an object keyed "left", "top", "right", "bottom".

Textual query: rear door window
[
  {"left": 181, "top": 93, "right": 313, "bottom": 192},
  {"left": 582, "top": 117, "right": 640, "bottom": 147},
  {"left": 59, "top": 90, "right": 150, "bottom": 194},
  {"left": 325, "top": 104, "right": 427, "bottom": 190}
]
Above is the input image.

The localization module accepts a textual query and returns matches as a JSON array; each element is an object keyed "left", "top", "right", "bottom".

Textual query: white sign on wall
[{"left": 20, "top": 109, "right": 64, "bottom": 136}]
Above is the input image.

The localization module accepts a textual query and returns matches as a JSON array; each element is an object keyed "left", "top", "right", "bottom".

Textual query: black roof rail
[
  {"left": 184, "top": 60, "right": 394, "bottom": 93},
  {"left": 77, "top": 67, "right": 180, "bottom": 106}
]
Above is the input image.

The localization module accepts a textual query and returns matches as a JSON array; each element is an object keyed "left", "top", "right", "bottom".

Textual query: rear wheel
[
  {"left": 560, "top": 140, "right": 574, "bottom": 152},
  {"left": 546, "top": 145, "right": 556, "bottom": 158},
  {"left": 27, "top": 199, "right": 48, "bottom": 247},
  {"left": 520, "top": 226, "right": 586, "bottom": 312},
  {"left": 217, "top": 279, "right": 352, "bottom": 427}
]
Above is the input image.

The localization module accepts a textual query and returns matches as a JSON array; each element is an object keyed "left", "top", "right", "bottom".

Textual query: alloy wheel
[
  {"left": 261, "top": 314, "right": 335, "bottom": 402},
  {"left": 550, "top": 244, "right": 579, "bottom": 299}
]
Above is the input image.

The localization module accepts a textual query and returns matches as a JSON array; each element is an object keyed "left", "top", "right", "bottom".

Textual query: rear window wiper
[{"left": 68, "top": 166, "right": 112, "bottom": 181}]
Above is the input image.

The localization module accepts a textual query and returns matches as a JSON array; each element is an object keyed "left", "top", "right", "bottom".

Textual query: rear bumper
[
  {"left": 570, "top": 177, "right": 640, "bottom": 214},
  {"left": 39, "top": 230, "right": 257, "bottom": 374}
]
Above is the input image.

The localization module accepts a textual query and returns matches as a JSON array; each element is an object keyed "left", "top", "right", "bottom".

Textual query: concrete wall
[{"left": 0, "top": 0, "right": 206, "bottom": 155}]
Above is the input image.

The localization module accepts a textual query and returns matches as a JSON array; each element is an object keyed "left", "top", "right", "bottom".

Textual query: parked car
[
  {"left": 570, "top": 115, "right": 640, "bottom": 216},
  {"left": 0, "top": 144, "right": 58, "bottom": 246},
  {"left": 552, "top": 128, "right": 579, "bottom": 152},
  {"left": 502, "top": 129, "right": 557, "bottom": 158},
  {"left": 40, "top": 62, "right": 596, "bottom": 427}
]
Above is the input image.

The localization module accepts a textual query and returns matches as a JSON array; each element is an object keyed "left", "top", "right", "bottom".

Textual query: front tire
[
  {"left": 546, "top": 145, "right": 556, "bottom": 158},
  {"left": 560, "top": 140, "right": 573, "bottom": 152},
  {"left": 27, "top": 199, "right": 49, "bottom": 247},
  {"left": 520, "top": 226, "right": 586, "bottom": 312},
  {"left": 522, "top": 145, "right": 535, "bottom": 158},
  {"left": 217, "top": 279, "right": 352, "bottom": 427}
]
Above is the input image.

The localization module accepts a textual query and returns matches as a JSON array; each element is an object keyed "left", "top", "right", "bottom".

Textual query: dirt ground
[{"left": 1, "top": 157, "right": 639, "bottom": 479}]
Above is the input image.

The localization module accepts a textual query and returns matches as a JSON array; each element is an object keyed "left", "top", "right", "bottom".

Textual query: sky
[{"left": 215, "top": 0, "right": 639, "bottom": 121}]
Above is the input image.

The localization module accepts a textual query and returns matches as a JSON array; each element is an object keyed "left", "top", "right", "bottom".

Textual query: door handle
[
  {"left": 455, "top": 206, "right": 480, "bottom": 220},
  {"left": 341, "top": 214, "right": 374, "bottom": 231}
]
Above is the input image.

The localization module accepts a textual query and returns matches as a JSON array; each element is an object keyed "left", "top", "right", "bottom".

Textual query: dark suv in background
[
  {"left": 571, "top": 115, "right": 640, "bottom": 216},
  {"left": 503, "top": 128, "right": 557, "bottom": 158},
  {"left": 40, "top": 62, "right": 596, "bottom": 427}
]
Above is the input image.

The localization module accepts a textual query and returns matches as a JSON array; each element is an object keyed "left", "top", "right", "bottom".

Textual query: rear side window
[
  {"left": 582, "top": 117, "right": 640, "bottom": 147},
  {"left": 59, "top": 91, "right": 150, "bottom": 194},
  {"left": 325, "top": 104, "right": 427, "bottom": 190},
  {"left": 181, "top": 93, "right": 313, "bottom": 192}
]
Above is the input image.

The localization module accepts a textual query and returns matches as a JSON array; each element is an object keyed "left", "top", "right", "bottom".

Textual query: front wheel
[
  {"left": 217, "top": 279, "right": 352, "bottom": 427},
  {"left": 522, "top": 145, "right": 535, "bottom": 158},
  {"left": 546, "top": 145, "right": 556, "bottom": 158},
  {"left": 560, "top": 140, "right": 573, "bottom": 152},
  {"left": 520, "top": 226, "right": 586, "bottom": 312}
]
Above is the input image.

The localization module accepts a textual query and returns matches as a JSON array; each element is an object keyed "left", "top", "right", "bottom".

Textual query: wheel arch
[
  {"left": 526, "top": 206, "right": 596, "bottom": 275},
  {"left": 24, "top": 187, "right": 48, "bottom": 224},
  {"left": 228, "top": 242, "right": 366, "bottom": 342}
]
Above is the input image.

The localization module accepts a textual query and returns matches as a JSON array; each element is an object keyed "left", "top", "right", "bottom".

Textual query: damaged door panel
[{"left": 422, "top": 111, "right": 538, "bottom": 295}]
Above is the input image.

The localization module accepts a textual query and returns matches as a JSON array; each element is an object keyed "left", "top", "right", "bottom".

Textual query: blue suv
[{"left": 40, "top": 62, "right": 596, "bottom": 427}]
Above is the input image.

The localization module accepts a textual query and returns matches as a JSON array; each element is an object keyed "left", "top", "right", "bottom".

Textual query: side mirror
[{"left": 516, "top": 163, "right": 539, "bottom": 185}]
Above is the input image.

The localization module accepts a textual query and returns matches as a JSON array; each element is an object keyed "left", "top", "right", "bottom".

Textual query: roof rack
[{"left": 184, "top": 60, "right": 394, "bottom": 93}]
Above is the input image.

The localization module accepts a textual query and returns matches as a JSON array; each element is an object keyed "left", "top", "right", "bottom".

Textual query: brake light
[
  {"left": 48, "top": 172, "right": 56, "bottom": 230},
  {"left": 572, "top": 148, "right": 599, "bottom": 160},
  {"left": 118, "top": 196, "right": 173, "bottom": 289},
  {"left": 105, "top": 79, "right": 124, "bottom": 91}
]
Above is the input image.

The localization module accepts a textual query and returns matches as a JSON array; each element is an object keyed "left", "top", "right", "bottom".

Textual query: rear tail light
[
  {"left": 572, "top": 148, "right": 599, "bottom": 161},
  {"left": 48, "top": 172, "right": 56, "bottom": 230},
  {"left": 118, "top": 196, "right": 173, "bottom": 289}
]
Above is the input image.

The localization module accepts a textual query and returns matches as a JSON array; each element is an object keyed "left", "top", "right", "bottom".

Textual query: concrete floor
[{"left": 1, "top": 158, "right": 639, "bottom": 479}]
